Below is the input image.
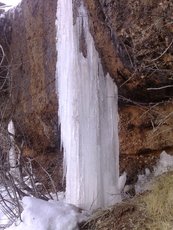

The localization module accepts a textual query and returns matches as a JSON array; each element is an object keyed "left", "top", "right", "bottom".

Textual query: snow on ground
[
  {"left": 0, "top": 0, "right": 21, "bottom": 7},
  {"left": 6, "top": 197, "right": 87, "bottom": 230},
  {"left": 154, "top": 151, "right": 173, "bottom": 176},
  {"left": 135, "top": 151, "right": 173, "bottom": 193},
  {"left": 0, "top": 210, "right": 10, "bottom": 229},
  {"left": 1, "top": 151, "right": 173, "bottom": 230},
  {"left": 0, "top": 0, "right": 21, "bottom": 12}
]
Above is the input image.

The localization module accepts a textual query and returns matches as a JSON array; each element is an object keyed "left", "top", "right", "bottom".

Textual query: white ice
[
  {"left": 56, "top": 0, "right": 120, "bottom": 210},
  {"left": 8, "top": 120, "right": 15, "bottom": 137},
  {"left": 118, "top": 172, "right": 127, "bottom": 192},
  {"left": 8, "top": 120, "right": 16, "bottom": 172},
  {"left": 7, "top": 120, "right": 20, "bottom": 179}
]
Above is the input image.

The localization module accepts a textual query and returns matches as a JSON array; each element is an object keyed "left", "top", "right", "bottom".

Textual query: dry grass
[
  {"left": 142, "top": 172, "right": 173, "bottom": 230},
  {"left": 80, "top": 171, "right": 173, "bottom": 230}
]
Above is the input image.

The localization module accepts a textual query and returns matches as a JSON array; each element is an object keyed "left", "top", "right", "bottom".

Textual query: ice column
[{"left": 56, "top": 0, "right": 120, "bottom": 210}]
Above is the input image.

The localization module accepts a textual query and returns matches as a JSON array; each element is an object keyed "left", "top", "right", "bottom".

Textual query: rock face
[
  {"left": 84, "top": 0, "right": 173, "bottom": 165},
  {"left": 0, "top": 13, "right": 11, "bottom": 122},
  {"left": 0, "top": 0, "right": 173, "bottom": 187},
  {"left": 1, "top": 0, "right": 63, "bottom": 190},
  {"left": 119, "top": 102, "right": 173, "bottom": 156},
  {"left": 85, "top": 0, "right": 173, "bottom": 103},
  {"left": 6, "top": 0, "right": 59, "bottom": 153}
]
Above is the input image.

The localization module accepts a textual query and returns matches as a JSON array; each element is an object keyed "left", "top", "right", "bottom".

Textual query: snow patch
[
  {"left": 0, "top": 14, "right": 5, "bottom": 18},
  {"left": 0, "top": 0, "right": 21, "bottom": 7},
  {"left": 135, "top": 151, "right": 173, "bottom": 193},
  {"left": 6, "top": 197, "right": 87, "bottom": 230},
  {"left": 135, "top": 169, "right": 152, "bottom": 194},
  {"left": 0, "top": 0, "right": 22, "bottom": 13},
  {"left": 154, "top": 151, "right": 173, "bottom": 176}
]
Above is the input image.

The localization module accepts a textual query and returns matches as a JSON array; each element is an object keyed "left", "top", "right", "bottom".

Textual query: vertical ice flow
[
  {"left": 56, "top": 0, "right": 120, "bottom": 210},
  {"left": 8, "top": 120, "right": 20, "bottom": 178}
]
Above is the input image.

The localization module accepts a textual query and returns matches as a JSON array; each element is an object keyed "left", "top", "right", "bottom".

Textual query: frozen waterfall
[{"left": 56, "top": 0, "right": 120, "bottom": 210}]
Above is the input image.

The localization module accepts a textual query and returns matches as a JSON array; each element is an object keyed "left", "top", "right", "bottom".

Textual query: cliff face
[
  {"left": 84, "top": 0, "right": 173, "bottom": 159},
  {"left": 120, "top": 102, "right": 173, "bottom": 156},
  {"left": 6, "top": 0, "right": 59, "bottom": 153},
  {"left": 0, "top": 0, "right": 63, "bottom": 189},
  {"left": 0, "top": 0, "right": 173, "bottom": 181},
  {"left": 0, "top": 13, "right": 11, "bottom": 123},
  {"left": 85, "top": 0, "right": 173, "bottom": 103}
]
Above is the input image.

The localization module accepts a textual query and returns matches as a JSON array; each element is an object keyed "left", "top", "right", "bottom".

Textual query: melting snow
[
  {"left": 5, "top": 197, "right": 87, "bottom": 230},
  {"left": 135, "top": 151, "right": 173, "bottom": 193},
  {"left": 0, "top": 0, "right": 21, "bottom": 12},
  {"left": 0, "top": 0, "right": 21, "bottom": 7},
  {"left": 3, "top": 152, "right": 173, "bottom": 229},
  {"left": 154, "top": 151, "right": 173, "bottom": 176}
]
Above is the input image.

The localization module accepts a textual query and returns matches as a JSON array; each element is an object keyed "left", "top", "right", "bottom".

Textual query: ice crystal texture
[{"left": 56, "top": 0, "right": 120, "bottom": 210}]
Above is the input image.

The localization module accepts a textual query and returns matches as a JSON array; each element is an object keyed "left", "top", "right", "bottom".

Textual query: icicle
[
  {"left": 56, "top": 0, "right": 120, "bottom": 210},
  {"left": 8, "top": 120, "right": 16, "bottom": 170},
  {"left": 118, "top": 172, "right": 127, "bottom": 193},
  {"left": 8, "top": 120, "right": 15, "bottom": 137},
  {"left": 8, "top": 120, "right": 20, "bottom": 178}
]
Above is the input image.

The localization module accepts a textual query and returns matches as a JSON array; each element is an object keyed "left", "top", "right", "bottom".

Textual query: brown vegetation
[{"left": 80, "top": 171, "right": 173, "bottom": 230}]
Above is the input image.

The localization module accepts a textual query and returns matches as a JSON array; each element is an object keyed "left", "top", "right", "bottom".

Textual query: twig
[
  {"left": 147, "top": 85, "right": 173, "bottom": 91},
  {"left": 33, "top": 159, "right": 58, "bottom": 200},
  {"left": 0, "top": 44, "right": 5, "bottom": 66},
  {"left": 150, "top": 40, "right": 173, "bottom": 62}
]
